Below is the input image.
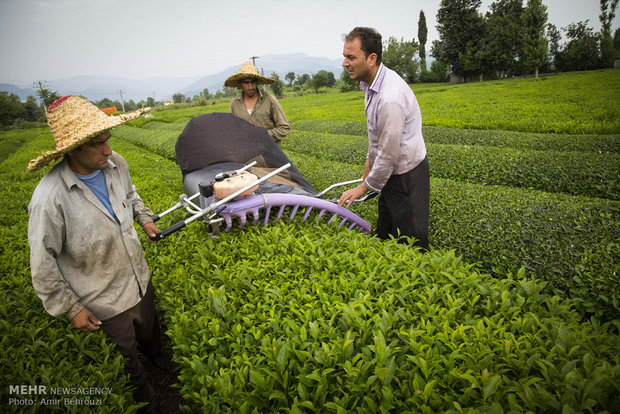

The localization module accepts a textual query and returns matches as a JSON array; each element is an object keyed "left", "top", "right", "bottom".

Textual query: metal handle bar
[
  {"left": 152, "top": 193, "right": 200, "bottom": 222},
  {"left": 317, "top": 178, "right": 379, "bottom": 203},
  {"left": 316, "top": 178, "right": 362, "bottom": 198}
]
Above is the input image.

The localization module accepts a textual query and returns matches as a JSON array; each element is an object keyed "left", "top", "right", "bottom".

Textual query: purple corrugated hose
[{"left": 216, "top": 193, "right": 371, "bottom": 233}]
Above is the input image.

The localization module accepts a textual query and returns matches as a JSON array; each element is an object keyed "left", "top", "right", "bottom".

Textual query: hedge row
[
  {"left": 284, "top": 150, "right": 620, "bottom": 322},
  {"left": 289, "top": 120, "right": 620, "bottom": 154},
  {"left": 119, "top": 122, "right": 620, "bottom": 202},
  {"left": 149, "top": 219, "right": 619, "bottom": 413},
  {"left": 283, "top": 129, "right": 620, "bottom": 200},
  {"left": 130, "top": 103, "right": 227, "bottom": 128},
  {"left": 114, "top": 124, "right": 180, "bottom": 160},
  {"left": 0, "top": 129, "right": 43, "bottom": 164}
]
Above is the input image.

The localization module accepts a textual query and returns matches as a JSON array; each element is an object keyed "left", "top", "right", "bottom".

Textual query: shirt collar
[
  {"left": 368, "top": 63, "right": 385, "bottom": 91},
  {"left": 60, "top": 156, "right": 116, "bottom": 189}
]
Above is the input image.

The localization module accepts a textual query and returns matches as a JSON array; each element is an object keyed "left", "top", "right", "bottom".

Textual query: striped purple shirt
[{"left": 361, "top": 64, "right": 427, "bottom": 192}]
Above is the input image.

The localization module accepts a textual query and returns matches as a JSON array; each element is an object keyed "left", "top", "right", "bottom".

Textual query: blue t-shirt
[{"left": 75, "top": 169, "right": 119, "bottom": 223}]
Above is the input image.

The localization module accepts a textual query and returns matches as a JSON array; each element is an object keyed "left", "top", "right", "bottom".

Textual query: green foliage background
[{"left": 1, "top": 70, "right": 619, "bottom": 412}]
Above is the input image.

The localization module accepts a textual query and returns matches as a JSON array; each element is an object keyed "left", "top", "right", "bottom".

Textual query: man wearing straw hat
[
  {"left": 27, "top": 95, "right": 167, "bottom": 413},
  {"left": 225, "top": 61, "right": 290, "bottom": 145}
]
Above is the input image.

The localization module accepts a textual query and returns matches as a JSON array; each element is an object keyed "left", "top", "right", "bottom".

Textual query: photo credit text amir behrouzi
[{"left": 7, "top": 385, "right": 113, "bottom": 408}]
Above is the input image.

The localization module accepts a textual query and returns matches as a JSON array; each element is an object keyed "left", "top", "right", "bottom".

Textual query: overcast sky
[{"left": 0, "top": 0, "right": 616, "bottom": 85}]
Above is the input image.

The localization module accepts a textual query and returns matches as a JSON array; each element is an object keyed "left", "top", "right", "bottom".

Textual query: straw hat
[
  {"left": 224, "top": 61, "right": 275, "bottom": 89},
  {"left": 27, "top": 95, "right": 150, "bottom": 172}
]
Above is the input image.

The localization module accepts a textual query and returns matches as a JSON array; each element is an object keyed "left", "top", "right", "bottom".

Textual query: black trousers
[
  {"left": 377, "top": 157, "right": 430, "bottom": 250},
  {"left": 100, "top": 281, "right": 161, "bottom": 405}
]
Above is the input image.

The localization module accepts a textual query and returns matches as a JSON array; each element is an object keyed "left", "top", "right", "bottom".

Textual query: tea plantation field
[{"left": 1, "top": 70, "right": 619, "bottom": 412}]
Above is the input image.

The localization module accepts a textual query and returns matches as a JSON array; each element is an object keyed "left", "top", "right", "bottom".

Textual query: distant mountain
[
  {"left": 0, "top": 76, "right": 201, "bottom": 103},
  {"left": 180, "top": 53, "right": 342, "bottom": 98},
  {"left": 0, "top": 53, "right": 342, "bottom": 103},
  {"left": 0, "top": 84, "right": 36, "bottom": 100}
]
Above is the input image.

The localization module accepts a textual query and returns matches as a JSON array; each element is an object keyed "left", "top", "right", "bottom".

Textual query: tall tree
[
  {"left": 432, "top": 0, "right": 485, "bottom": 81},
  {"left": 285, "top": 72, "right": 296, "bottom": 86},
  {"left": 383, "top": 37, "right": 420, "bottom": 83},
  {"left": 295, "top": 74, "right": 310, "bottom": 86},
  {"left": 0, "top": 92, "right": 25, "bottom": 126},
  {"left": 522, "top": 0, "right": 549, "bottom": 77},
  {"left": 417, "top": 10, "right": 428, "bottom": 71},
  {"left": 269, "top": 72, "right": 286, "bottom": 98},
  {"left": 23, "top": 96, "right": 44, "bottom": 122},
  {"left": 480, "top": 0, "right": 525, "bottom": 77},
  {"left": 339, "top": 68, "right": 359, "bottom": 92},
  {"left": 308, "top": 70, "right": 334, "bottom": 93},
  {"left": 556, "top": 21, "right": 599, "bottom": 71},
  {"left": 599, "top": 0, "right": 619, "bottom": 67},
  {"left": 33, "top": 81, "right": 59, "bottom": 112}
]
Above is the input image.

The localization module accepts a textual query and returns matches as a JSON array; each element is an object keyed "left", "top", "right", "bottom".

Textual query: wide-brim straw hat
[
  {"left": 224, "top": 61, "right": 275, "bottom": 89},
  {"left": 27, "top": 95, "right": 150, "bottom": 172}
]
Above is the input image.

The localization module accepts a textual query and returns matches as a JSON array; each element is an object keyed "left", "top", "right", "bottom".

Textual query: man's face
[
  {"left": 342, "top": 37, "right": 375, "bottom": 83},
  {"left": 241, "top": 78, "right": 258, "bottom": 97},
  {"left": 67, "top": 130, "right": 112, "bottom": 175}
]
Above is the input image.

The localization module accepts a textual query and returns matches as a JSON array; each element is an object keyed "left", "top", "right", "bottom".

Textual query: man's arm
[{"left": 267, "top": 98, "right": 290, "bottom": 142}]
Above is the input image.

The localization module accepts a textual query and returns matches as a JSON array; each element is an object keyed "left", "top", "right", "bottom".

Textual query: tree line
[
  {"left": 365, "top": 0, "right": 618, "bottom": 84},
  {"left": 431, "top": 0, "right": 619, "bottom": 81}
]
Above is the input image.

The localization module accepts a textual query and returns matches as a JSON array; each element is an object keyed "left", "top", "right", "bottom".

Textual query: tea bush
[
  {"left": 413, "top": 72, "right": 620, "bottom": 134},
  {"left": 4, "top": 128, "right": 619, "bottom": 413},
  {"left": 422, "top": 126, "right": 620, "bottom": 154},
  {"left": 116, "top": 123, "right": 620, "bottom": 201},
  {"left": 290, "top": 120, "right": 620, "bottom": 154},
  {"left": 285, "top": 151, "right": 620, "bottom": 322},
  {"left": 284, "top": 130, "right": 620, "bottom": 200},
  {"left": 129, "top": 103, "right": 227, "bottom": 128},
  {"left": 282, "top": 70, "right": 620, "bottom": 134},
  {"left": 0, "top": 129, "right": 46, "bottom": 164},
  {"left": 107, "top": 119, "right": 620, "bottom": 321},
  {"left": 148, "top": 221, "right": 619, "bottom": 413},
  {"left": 114, "top": 124, "right": 180, "bottom": 160}
]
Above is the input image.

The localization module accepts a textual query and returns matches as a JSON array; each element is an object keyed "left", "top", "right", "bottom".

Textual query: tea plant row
[
  {"left": 291, "top": 120, "right": 620, "bottom": 154},
  {"left": 285, "top": 151, "right": 620, "bottom": 323},
  {"left": 145, "top": 203, "right": 619, "bottom": 413},
  {"left": 285, "top": 129, "right": 620, "bottom": 200}
]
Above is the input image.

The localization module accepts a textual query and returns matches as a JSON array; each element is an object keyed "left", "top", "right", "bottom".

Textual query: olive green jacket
[{"left": 229, "top": 90, "right": 290, "bottom": 143}]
